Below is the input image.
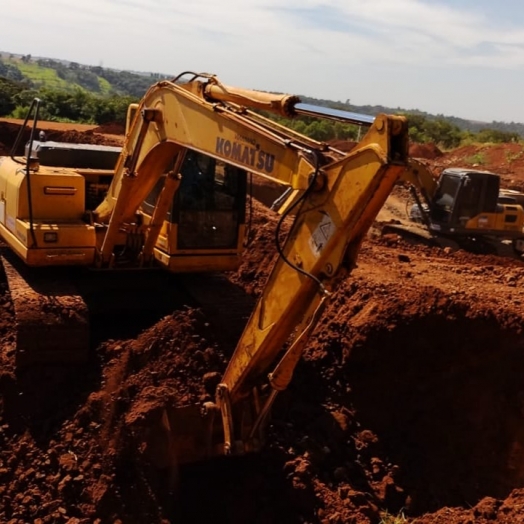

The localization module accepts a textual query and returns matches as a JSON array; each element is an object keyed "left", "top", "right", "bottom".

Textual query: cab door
[{"left": 175, "top": 152, "right": 247, "bottom": 250}]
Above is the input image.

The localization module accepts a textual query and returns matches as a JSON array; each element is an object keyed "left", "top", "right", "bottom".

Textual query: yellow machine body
[{"left": 0, "top": 159, "right": 96, "bottom": 266}]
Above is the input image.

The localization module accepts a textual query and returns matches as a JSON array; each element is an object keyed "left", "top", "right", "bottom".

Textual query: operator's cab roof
[
  {"left": 26, "top": 140, "right": 122, "bottom": 169},
  {"left": 441, "top": 167, "right": 498, "bottom": 178}
]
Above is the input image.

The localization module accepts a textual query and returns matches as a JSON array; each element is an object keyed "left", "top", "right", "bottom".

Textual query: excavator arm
[
  {"left": 90, "top": 73, "right": 412, "bottom": 464},
  {"left": 224, "top": 116, "right": 409, "bottom": 399},
  {"left": 401, "top": 158, "right": 438, "bottom": 203},
  {"left": 215, "top": 114, "right": 409, "bottom": 454}
]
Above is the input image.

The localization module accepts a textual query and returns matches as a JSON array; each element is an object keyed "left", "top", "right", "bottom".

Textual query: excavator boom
[
  {"left": 128, "top": 89, "right": 409, "bottom": 463},
  {"left": 222, "top": 115, "right": 407, "bottom": 400}
]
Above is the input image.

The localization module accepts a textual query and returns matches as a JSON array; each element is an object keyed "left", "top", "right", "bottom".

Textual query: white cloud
[{"left": 3, "top": 0, "right": 524, "bottom": 121}]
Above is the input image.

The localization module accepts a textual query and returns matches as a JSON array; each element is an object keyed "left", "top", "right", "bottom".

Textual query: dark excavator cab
[
  {"left": 429, "top": 169, "right": 502, "bottom": 233},
  {"left": 25, "top": 140, "right": 121, "bottom": 169}
]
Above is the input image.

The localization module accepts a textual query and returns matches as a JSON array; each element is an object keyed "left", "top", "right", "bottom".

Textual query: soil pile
[
  {"left": 0, "top": 120, "right": 123, "bottom": 156},
  {"left": 44, "top": 129, "right": 122, "bottom": 147},
  {"left": 0, "top": 122, "right": 26, "bottom": 155},
  {"left": 409, "top": 142, "right": 443, "bottom": 160},
  {"left": 430, "top": 142, "right": 524, "bottom": 191},
  {"left": 2, "top": 200, "right": 524, "bottom": 523},
  {"left": 92, "top": 123, "right": 125, "bottom": 136}
]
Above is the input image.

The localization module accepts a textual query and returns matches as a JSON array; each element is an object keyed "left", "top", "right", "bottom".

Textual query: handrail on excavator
[{"left": 294, "top": 103, "right": 375, "bottom": 126}]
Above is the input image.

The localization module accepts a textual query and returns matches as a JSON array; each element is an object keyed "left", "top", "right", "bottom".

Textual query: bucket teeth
[{"left": 1, "top": 252, "right": 89, "bottom": 367}]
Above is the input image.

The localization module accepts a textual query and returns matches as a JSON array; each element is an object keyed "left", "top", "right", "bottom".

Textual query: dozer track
[{"left": 0, "top": 249, "right": 89, "bottom": 368}]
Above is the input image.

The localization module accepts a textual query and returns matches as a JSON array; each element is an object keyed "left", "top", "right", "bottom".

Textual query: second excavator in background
[{"left": 401, "top": 164, "right": 524, "bottom": 253}]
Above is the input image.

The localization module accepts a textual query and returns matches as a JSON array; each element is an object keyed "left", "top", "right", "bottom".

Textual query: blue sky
[{"left": 3, "top": 0, "right": 524, "bottom": 123}]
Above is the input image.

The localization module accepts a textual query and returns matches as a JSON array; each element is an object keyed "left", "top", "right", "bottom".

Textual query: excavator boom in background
[{"left": 0, "top": 72, "right": 517, "bottom": 468}]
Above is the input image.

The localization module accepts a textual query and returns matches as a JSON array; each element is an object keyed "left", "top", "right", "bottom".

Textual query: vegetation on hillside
[
  {"left": 12, "top": 86, "right": 137, "bottom": 125},
  {"left": 267, "top": 111, "right": 520, "bottom": 148},
  {"left": 0, "top": 54, "right": 172, "bottom": 125},
  {"left": 0, "top": 53, "right": 522, "bottom": 146},
  {"left": 302, "top": 95, "right": 524, "bottom": 138}
]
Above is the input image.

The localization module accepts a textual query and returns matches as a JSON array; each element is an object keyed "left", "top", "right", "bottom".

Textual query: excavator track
[
  {"left": 0, "top": 249, "right": 89, "bottom": 368},
  {"left": 0, "top": 243, "right": 254, "bottom": 372}
]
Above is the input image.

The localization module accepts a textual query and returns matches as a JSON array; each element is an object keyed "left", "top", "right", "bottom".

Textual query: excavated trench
[
  {"left": 1, "top": 242, "right": 524, "bottom": 523},
  {"left": 128, "top": 289, "right": 524, "bottom": 523},
  {"left": 346, "top": 312, "right": 524, "bottom": 516},
  {"left": 0, "top": 219, "right": 522, "bottom": 522}
]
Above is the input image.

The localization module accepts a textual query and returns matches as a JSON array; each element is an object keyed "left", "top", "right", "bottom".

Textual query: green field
[{"left": 7, "top": 59, "right": 81, "bottom": 90}]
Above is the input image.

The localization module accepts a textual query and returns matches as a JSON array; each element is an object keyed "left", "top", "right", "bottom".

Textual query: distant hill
[
  {"left": 0, "top": 52, "right": 165, "bottom": 98},
  {"left": 2, "top": 51, "right": 524, "bottom": 137}
]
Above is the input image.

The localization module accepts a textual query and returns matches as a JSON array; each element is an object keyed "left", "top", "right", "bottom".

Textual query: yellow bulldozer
[{"left": 1, "top": 72, "right": 523, "bottom": 467}]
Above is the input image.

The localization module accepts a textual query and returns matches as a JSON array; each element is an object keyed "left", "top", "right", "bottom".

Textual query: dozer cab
[{"left": 0, "top": 72, "right": 438, "bottom": 466}]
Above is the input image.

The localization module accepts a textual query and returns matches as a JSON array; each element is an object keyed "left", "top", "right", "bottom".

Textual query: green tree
[
  {"left": 476, "top": 128, "right": 520, "bottom": 143},
  {"left": 0, "top": 77, "right": 26, "bottom": 116},
  {"left": 90, "top": 94, "right": 137, "bottom": 124},
  {"left": 0, "top": 59, "right": 26, "bottom": 83},
  {"left": 333, "top": 121, "right": 359, "bottom": 140},
  {"left": 303, "top": 120, "right": 333, "bottom": 141},
  {"left": 406, "top": 114, "right": 462, "bottom": 148}
]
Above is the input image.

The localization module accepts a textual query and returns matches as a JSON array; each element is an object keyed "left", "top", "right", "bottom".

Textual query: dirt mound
[
  {"left": 44, "top": 129, "right": 123, "bottom": 147},
  {"left": 0, "top": 306, "right": 225, "bottom": 523},
  {"left": 0, "top": 122, "right": 26, "bottom": 154},
  {"left": 0, "top": 120, "right": 123, "bottom": 155},
  {"left": 92, "top": 122, "right": 125, "bottom": 135},
  {"left": 3, "top": 199, "right": 524, "bottom": 523},
  {"left": 427, "top": 142, "right": 524, "bottom": 191},
  {"left": 409, "top": 142, "right": 443, "bottom": 160}
]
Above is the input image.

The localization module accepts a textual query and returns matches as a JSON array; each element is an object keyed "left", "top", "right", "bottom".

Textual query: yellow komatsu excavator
[{"left": 1, "top": 71, "right": 517, "bottom": 466}]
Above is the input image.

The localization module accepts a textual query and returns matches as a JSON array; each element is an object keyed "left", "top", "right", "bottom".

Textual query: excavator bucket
[
  {"left": 126, "top": 402, "right": 221, "bottom": 468},
  {"left": 135, "top": 401, "right": 264, "bottom": 468}
]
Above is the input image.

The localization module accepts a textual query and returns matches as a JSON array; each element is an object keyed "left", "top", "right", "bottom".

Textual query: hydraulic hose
[{"left": 274, "top": 152, "right": 327, "bottom": 296}]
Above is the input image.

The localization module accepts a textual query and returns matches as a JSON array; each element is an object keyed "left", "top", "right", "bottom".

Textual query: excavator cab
[
  {"left": 428, "top": 169, "right": 519, "bottom": 236},
  {"left": 429, "top": 170, "right": 496, "bottom": 225},
  {"left": 140, "top": 149, "right": 247, "bottom": 271}
]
